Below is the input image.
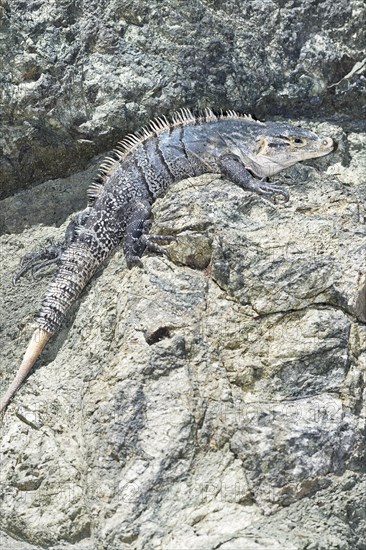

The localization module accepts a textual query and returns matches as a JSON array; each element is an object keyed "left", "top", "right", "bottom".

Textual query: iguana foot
[
  {"left": 253, "top": 179, "right": 289, "bottom": 202},
  {"left": 146, "top": 234, "right": 177, "bottom": 243},
  {"left": 142, "top": 234, "right": 176, "bottom": 258},
  {"left": 13, "top": 241, "right": 66, "bottom": 284}
]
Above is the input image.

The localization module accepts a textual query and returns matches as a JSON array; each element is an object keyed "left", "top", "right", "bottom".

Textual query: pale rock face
[
  {"left": 1, "top": 117, "right": 365, "bottom": 548},
  {"left": 1, "top": 0, "right": 365, "bottom": 548}
]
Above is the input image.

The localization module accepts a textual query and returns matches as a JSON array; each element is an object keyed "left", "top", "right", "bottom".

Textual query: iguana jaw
[{"left": 247, "top": 132, "right": 334, "bottom": 178}]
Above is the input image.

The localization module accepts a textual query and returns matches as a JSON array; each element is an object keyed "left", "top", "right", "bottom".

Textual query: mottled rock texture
[
  {"left": 1, "top": 121, "right": 365, "bottom": 549},
  {"left": 0, "top": 0, "right": 365, "bottom": 549},
  {"left": 0, "top": 0, "right": 365, "bottom": 198}
]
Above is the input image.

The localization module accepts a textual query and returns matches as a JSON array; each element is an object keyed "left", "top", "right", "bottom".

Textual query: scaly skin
[{"left": 0, "top": 109, "right": 334, "bottom": 414}]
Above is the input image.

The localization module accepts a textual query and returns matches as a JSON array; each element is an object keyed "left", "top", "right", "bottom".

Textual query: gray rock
[
  {"left": 0, "top": 117, "right": 365, "bottom": 549},
  {"left": 0, "top": 0, "right": 364, "bottom": 198},
  {"left": 1, "top": 0, "right": 365, "bottom": 547}
]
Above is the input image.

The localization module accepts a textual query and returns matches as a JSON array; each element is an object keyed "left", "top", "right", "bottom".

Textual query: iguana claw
[
  {"left": 256, "top": 179, "right": 289, "bottom": 202},
  {"left": 12, "top": 241, "right": 65, "bottom": 285}
]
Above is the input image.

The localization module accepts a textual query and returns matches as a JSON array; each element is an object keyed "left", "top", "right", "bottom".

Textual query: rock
[
  {"left": 0, "top": 117, "right": 365, "bottom": 548},
  {"left": 0, "top": 0, "right": 364, "bottom": 198},
  {"left": 1, "top": 0, "right": 365, "bottom": 547}
]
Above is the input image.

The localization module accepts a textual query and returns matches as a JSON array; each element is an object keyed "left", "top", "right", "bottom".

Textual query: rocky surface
[
  {"left": 1, "top": 0, "right": 366, "bottom": 548},
  {"left": 0, "top": 118, "right": 365, "bottom": 549},
  {"left": 0, "top": 0, "right": 365, "bottom": 198}
]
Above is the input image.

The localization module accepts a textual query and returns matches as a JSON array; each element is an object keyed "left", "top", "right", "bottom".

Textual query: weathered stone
[
  {"left": 0, "top": 118, "right": 365, "bottom": 549},
  {"left": 0, "top": 0, "right": 364, "bottom": 198},
  {"left": 1, "top": 0, "right": 365, "bottom": 547}
]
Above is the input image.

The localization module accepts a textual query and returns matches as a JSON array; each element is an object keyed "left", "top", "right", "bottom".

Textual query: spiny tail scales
[
  {"left": 0, "top": 108, "right": 334, "bottom": 414},
  {"left": 1, "top": 242, "right": 105, "bottom": 414}
]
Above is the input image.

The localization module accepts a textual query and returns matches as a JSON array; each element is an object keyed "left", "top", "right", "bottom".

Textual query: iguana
[{"left": 0, "top": 109, "right": 334, "bottom": 413}]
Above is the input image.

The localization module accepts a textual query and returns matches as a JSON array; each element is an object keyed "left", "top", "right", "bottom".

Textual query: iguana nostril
[{"left": 322, "top": 137, "right": 334, "bottom": 149}]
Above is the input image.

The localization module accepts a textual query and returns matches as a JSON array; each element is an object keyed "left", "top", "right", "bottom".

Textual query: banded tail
[{"left": 1, "top": 242, "right": 103, "bottom": 413}]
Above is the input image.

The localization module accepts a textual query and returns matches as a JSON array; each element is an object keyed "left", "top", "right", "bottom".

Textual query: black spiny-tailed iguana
[{"left": 0, "top": 109, "right": 334, "bottom": 413}]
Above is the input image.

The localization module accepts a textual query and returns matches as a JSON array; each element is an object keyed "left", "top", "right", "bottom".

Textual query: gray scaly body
[{"left": 0, "top": 109, "right": 334, "bottom": 413}]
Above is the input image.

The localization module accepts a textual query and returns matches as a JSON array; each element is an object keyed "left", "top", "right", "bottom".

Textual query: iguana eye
[{"left": 292, "top": 137, "right": 304, "bottom": 145}]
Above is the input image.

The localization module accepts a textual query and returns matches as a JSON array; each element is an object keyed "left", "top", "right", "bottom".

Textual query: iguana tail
[
  {"left": 1, "top": 242, "right": 102, "bottom": 414},
  {"left": 0, "top": 327, "right": 51, "bottom": 413}
]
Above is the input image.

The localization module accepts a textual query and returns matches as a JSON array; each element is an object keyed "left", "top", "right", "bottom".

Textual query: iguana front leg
[
  {"left": 123, "top": 200, "right": 153, "bottom": 268},
  {"left": 123, "top": 200, "right": 176, "bottom": 268},
  {"left": 218, "top": 154, "right": 289, "bottom": 202}
]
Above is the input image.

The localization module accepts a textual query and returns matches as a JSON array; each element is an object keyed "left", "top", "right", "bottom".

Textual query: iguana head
[{"left": 245, "top": 122, "right": 334, "bottom": 178}]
